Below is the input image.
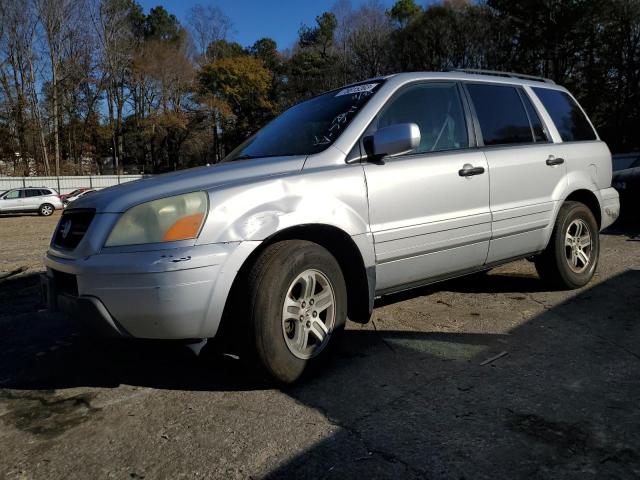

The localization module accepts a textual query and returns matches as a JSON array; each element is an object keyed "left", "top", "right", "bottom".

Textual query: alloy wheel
[
  {"left": 281, "top": 269, "right": 336, "bottom": 360},
  {"left": 564, "top": 219, "right": 592, "bottom": 273}
]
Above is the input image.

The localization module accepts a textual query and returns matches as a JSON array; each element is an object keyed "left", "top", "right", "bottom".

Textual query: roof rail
[{"left": 451, "top": 69, "right": 555, "bottom": 84}]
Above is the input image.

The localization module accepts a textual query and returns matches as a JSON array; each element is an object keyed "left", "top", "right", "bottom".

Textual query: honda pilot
[{"left": 43, "top": 71, "right": 620, "bottom": 383}]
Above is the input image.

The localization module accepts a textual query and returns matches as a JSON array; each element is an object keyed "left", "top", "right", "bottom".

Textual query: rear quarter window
[{"left": 532, "top": 88, "right": 597, "bottom": 142}]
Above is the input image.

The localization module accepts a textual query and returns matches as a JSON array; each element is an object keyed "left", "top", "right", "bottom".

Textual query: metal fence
[{"left": 0, "top": 175, "right": 149, "bottom": 195}]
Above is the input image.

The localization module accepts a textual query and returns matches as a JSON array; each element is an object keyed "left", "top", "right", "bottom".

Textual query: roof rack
[{"left": 451, "top": 69, "right": 555, "bottom": 84}]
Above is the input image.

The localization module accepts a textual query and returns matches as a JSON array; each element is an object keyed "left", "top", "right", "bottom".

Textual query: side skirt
[{"left": 374, "top": 251, "right": 543, "bottom": 299}]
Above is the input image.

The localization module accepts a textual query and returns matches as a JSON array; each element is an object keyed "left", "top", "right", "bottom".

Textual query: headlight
[{"left": 105, "top": 192, "right": 208, "bottom": 247}]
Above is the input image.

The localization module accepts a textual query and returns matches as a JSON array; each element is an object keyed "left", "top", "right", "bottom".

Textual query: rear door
[
  {"left": 23, "top": 189, "right": 44, "bottom": 210},
  {"left": 465, "top": 83, "right": 566, "bottom": 263},
  {"left": 363, "top": 81, "right": 491, "bottom": 293},
  {"left": 530, "top": 87, "right": 608, "bottom": 189}
]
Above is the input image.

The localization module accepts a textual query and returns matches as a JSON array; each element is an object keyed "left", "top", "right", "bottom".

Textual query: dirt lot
[{"left": 1, "top": 212, "right": 639, "bottom": 479}]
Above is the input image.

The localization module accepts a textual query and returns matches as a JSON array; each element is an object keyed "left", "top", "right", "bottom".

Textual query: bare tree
[
  {"left": 187, "top": 4, "right": 232, "bottom": 64},
  {"left": 0, "top": 0, "right": 53, "bottom": 174},
  {"left": 91, "top": 0, "right": 137, "bottom": 174},
  {"left": 35, "top": 0, "right": 78, "bottom": 176},
  {"left": 346, "top": 0, "right": 393, "bottom": 79}
]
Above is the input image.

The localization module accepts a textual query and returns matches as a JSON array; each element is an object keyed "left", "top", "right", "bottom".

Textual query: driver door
[
  {"left": 1, "top": 190, "right": 24, "bottom": 212},
  {"left": 362, "top": 82, "right": 491, "bottom": 293}
]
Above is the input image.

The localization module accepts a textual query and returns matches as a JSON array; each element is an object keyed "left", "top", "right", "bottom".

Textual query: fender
[{"left": 196, "top": 159, "right": 377, "bottom": 336}]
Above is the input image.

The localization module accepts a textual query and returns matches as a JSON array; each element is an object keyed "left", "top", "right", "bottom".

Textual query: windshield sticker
[{"left": 335, "top": 83, "right": 378, "bottom": 97}]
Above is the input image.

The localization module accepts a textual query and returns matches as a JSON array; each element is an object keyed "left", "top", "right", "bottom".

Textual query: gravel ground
[{"left": 1, "top": 213, "right": 639, "bottom": 479}]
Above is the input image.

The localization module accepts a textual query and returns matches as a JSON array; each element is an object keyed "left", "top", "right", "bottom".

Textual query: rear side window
[
  {"left": 467, "top": 84, "right": 533, "bottom": 146},
  {"left": 40, "top": 189, "right": 52, "bottom": 196},
  {"left": 375, "top": 82, "right": 469, "bottom": 154},
  {"left": 532, "top": 88, "right": 596, "bottom": 142},
  {"left": 25, "top": 189, "right": 42, "bottom": 197}
]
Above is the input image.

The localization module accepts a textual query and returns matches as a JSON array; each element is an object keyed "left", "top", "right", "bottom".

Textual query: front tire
[
  {"left": 245, "top": 240, "right": 347, "bottom": 384},
  {"left": 535, "top": 201, "right": 599, "bottom": 289},
  {"left": 39, "top": 203, "right": 54, "bottom": 216}
]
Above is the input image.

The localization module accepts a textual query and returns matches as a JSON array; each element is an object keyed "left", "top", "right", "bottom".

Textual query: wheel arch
[
  {"left": 564, "top": 189, "right": 601, "bottom": 228},
  {"left": 217, "top": 224, "right": 374, "bottom": 347}
]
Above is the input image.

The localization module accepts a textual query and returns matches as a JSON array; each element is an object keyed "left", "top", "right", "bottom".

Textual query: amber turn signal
[{"left": 163, "top": 213, "right": 205, "bottom": 241}]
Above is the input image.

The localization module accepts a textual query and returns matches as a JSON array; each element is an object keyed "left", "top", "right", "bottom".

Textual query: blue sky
[{"left": 139, "top": 0, "right": 398, "bottom": 50}]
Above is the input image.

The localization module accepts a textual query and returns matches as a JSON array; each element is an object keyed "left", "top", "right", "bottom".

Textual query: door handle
[
  {"left": 459, "top": 165, "right": 485, "bottom": 177},
  {"left": 546, "top": 156, "right": 565, "bottom": 166}
]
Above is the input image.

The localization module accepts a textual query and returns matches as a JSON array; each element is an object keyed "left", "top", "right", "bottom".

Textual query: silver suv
[
  {"left": 44, "top": 71, "right": 620, "bottom": 383},
  {"left": 0, "top": 187, "right": 62, "bottom": 216}
]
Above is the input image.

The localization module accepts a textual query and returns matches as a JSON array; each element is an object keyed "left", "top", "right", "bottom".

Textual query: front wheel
[
  {"left": 245, "top": 240, "right": 347, "bottom": 384},
  {"left": 534, "top": 201, "right": 599, "bottom": 289}
]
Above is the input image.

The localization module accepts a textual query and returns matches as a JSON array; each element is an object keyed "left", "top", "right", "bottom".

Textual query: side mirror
[{"left": 364, "top": 123, "right": 421, "bottom": 160}]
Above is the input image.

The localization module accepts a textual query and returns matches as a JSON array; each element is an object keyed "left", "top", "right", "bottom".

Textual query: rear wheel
[
  {"left": 244, "top": 240, "right": 347, "bottom": 384},
  {"left": 535, "top": 201, "right": 599, "bottom": 289},
  {"left": 39, "top": 203, "right": 54, "bottom": 216}
]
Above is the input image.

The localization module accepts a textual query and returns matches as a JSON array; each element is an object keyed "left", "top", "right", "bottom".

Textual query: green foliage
[
  {"left": 144, "top": 6, "right": 182, "bottom": 42},
  {"left": 388, "top": 0, "right": 421, "bottom": 26},
  {"left": 200, "top": 55, "right": 275, "bottom": 149},
  {"left": 250, "top": 38, "right": 279, "bottom": 70},
  {"left": 299, "top": 12, "right": 338, "bottom": 55},
  {"left": 206, "top": 39, "right": 246, "bottom": 61}
]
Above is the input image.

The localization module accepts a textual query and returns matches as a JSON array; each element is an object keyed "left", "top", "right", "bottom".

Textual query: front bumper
[{"left": 43, "top": 241, "right": 257, "bottom": 339}]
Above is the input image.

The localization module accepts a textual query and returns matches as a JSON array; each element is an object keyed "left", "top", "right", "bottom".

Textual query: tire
[
  {"left": 39, "top": 203, "right": 54, "bottom": 216},
  {"left": 244, "top": 240, "right": 347, "bottom": 384},
  {"left": 534, "top": 201, "right": 599, "bottom": 289}
]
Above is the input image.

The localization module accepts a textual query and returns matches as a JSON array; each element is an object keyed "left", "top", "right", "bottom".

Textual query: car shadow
[
  {"left": 0, "top": 211, "right": 61, "bottom": 218},
  {"left": 1, "top": 269, "right": 639, "bottom": 476}
]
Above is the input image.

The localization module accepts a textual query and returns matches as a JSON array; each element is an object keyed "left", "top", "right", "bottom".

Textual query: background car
[
  {"left": 63, "top": 188, "right": 98, "bottom": 208},
  {"left": 0, "top": 187, "right": 63, "bottom": 216},
  {"left": 612, "top": 153, "right": 640, "bottom": 224},
  {"left": 60, "top": 187, "right": 92, "bottom": 202}
]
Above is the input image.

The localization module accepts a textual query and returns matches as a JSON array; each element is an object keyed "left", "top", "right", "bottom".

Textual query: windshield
[{"left": 226, "top": 81, "right": 383, "bottom": 161}]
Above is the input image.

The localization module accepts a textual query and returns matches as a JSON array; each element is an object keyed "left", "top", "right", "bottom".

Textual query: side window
[
  {"left": 520, "top": 91, "right": 549, "bottom": 143},
  {"left": 4, "top": 190, "right": 21, "bottom": 199},
  {"left": 467, "top": 84, "right": 533, "bottom": 146},
  {"left": 40, "top": 189, "right": 52, "bottom": 196},
  {"left": 374, "top": 82, "right": 469, "bottom": 154},
  {"left": 532, "top": 88, "right": 597, "bottom": 142},
  {"left": 25, "top": 189, "right": 41, "bottom": 197}
]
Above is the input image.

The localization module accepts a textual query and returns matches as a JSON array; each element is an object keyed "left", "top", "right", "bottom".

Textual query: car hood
[{"left": 70, "top": 156, "right": 306, "bottom": 213}]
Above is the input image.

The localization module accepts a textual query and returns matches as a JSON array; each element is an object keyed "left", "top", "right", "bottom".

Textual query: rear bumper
[
  {"left": 43, "top": 241, "right": 259, "bottom": 339},
  {"left": 599, "top": 187, "right": 620, "bottom": 230}
]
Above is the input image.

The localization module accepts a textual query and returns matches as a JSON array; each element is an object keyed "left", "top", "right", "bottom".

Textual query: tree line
[{"left": 1, "top": 0, "right": 638, "bottom": 176}]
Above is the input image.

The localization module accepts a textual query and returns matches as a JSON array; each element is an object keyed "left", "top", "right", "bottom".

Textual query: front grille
[
  {"left": 53, "top": 209, "right": 95, "bottom": 250},
  {"left": 52, "top": 270, "right": 78, "bottom": 296}
]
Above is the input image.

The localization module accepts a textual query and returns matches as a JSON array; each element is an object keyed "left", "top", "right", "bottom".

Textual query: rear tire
[
  {"left": 244, "top": 240, "right": 347, "bottom": 384},
  {"left": 39, "top": 203, "right": 54, "bottom": 216},
  {"left": 534, "top": 201, "right": 599, "bottom": 289}
]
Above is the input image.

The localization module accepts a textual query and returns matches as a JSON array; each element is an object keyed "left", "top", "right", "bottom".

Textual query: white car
[
  {"left": 0, "top": 187, "right": 63, "bottom": 216},
  {"left": 63, "top": 189, "right": 98, "bottom": 208}
]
